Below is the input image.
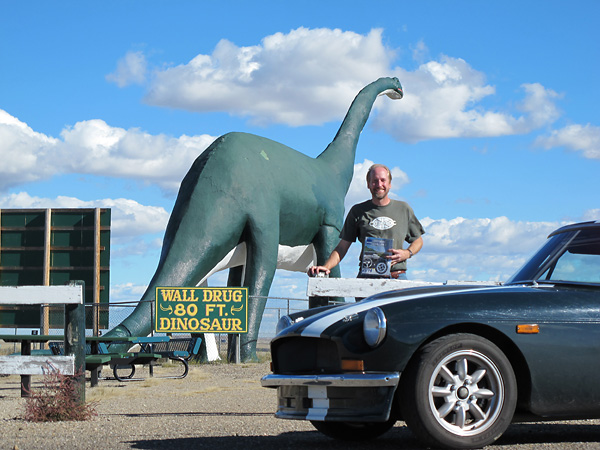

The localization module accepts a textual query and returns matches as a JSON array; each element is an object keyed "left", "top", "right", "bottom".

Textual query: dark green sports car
[{"left": 262, "top": 221, "right": 600, "bottom": 449}]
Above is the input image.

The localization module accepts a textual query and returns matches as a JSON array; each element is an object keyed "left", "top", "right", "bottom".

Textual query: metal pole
[
  {"left": 20, "top": 339, "right": 31, "bottom": 397},
  {"left": 40, "top": 209, "right": 52, "bottom": 343},
  {"left": 64, "top": 281, "right": 86, "bottom": 404},
  {"left": 93, "top": 208, "right": 101, "bottom": 337}
]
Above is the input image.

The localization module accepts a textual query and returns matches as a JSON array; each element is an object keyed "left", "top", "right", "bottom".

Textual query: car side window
[{"left": 545, "top": 240, "right": 600, "bottom": 284}]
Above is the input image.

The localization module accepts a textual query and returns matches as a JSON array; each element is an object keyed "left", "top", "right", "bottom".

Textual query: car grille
[{"left": 272, "top": 336, "right": 340, "bottom": 374}]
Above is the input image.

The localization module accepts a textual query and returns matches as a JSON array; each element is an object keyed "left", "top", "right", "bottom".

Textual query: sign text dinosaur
[{"left": 155, "top": 287, "right": 248, "bottom": 334}]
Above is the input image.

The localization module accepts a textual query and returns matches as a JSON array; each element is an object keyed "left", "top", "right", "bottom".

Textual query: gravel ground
[{"left": 1, "top": 361, "right": 599, "bottom": 450}]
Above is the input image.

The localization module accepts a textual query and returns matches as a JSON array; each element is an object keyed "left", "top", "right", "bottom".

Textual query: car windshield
[{"left": 506, "top": 229, "right": 600, "bottom": 285}]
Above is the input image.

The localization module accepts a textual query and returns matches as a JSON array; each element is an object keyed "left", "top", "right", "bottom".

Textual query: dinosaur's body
[{"left": 108, "top": 77, "right": 403, "bottom": 361}]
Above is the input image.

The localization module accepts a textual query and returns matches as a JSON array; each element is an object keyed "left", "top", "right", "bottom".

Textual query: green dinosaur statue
[{"left": 107, "top": 77, "right": 403, "bottom": 362}]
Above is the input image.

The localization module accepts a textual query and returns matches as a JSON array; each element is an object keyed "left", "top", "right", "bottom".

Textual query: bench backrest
[
  {"left": 150, "top": 336, "right": 202, "bottom": 360},
  {"left": 0, "top": 285, "right": 83, "bottom": 305},
  {"left": 0, "top": 285, "right": 84, "bottom": 376},
  {"left": 50, "top": 341, "right": 109, "bottom": 355}
]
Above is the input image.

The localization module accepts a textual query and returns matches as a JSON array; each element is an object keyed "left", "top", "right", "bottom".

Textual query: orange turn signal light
[
  {"left": 516, "top": 324, "right": 540, "bottom": 334},
  {"left": 341, "top": 359, "right": 365, "bottom": 371}
]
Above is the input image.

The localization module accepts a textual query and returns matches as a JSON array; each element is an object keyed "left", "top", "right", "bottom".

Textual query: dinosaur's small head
[{"left": 378, "top": 77, "right": 404, "bottom": 100}]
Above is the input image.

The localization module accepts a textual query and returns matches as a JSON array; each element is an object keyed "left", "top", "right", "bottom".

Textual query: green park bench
[{"left": 49, "top": 335, "right": 201, "bottom": 383}]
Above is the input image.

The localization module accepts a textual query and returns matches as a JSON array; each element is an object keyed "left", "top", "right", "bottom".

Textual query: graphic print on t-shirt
[{"left": 369, "top": 216, "right": 396, "bottom": 231}]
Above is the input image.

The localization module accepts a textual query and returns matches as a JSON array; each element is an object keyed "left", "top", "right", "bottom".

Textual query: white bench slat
[
  {"left": 306, "top": 278, "right": 500, "bottom": 298},
  {"left": 0, "top": 355, "right": 75, "bottom": 375},
  {"left": 0, "top": 285, "right": 83, "bottom": 305},
  {"left": 307, "top": 277, "right": 442, "bottom": 298}
]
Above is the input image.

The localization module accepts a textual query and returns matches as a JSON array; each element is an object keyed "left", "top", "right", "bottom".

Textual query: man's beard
[{"left": 372, "top": 188, "right": 388, "bottom": 199}]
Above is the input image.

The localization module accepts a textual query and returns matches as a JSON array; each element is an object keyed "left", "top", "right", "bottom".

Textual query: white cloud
[
  {"left": 419, "top": 216, "right": 559, "bottom": 255},
  {"left": 110, "top": 283, "right": 149, "bottom": 304},
  {"left": 535, "top": 123, "right": 600, "bottom": 159},
  {"left": 136, "top": 28, "right": 565, "bottom": 142},
  {"left": 0, "top": 192, "right": 169, "bottom": 240},
  {"left": 144, "top": 27, "right": 393, "bottom": 126},
  {"left": 375, "top": 58, "right": 562, "bottom": 142},
  {"left": 0, "top": 110, "right": 59, "bottom": 189},
  {"left": 517, "top": 83, "right": 562, "bottom": 128},
  {"left": 58, "top": 119, "right": 216, "bottom": 192},
  {"left": 0, "top": 109, "right": 216, "bottom": 193},
  {"left": 106, "top": 51, "right": 148, "bottom": 87},
  {"left": 411, "top": 40, "right": 429, "bottom": 64},
  {"left": 0, "top": 29, "right": 580, "bottom": 197},
  {"left": 271, "top": 270, "right": 309, "bottom": 300},
  {"left": 582, "top": 209, "right": 600, "bottom": 221}
]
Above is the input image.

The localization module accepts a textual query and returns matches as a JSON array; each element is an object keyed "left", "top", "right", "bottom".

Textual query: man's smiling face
[{"left": 367, "top": 166, "right": 391, "bottom": 201}]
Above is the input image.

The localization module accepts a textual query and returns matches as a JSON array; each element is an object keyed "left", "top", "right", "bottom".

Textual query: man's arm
[{"left": 308, "top": 239, "right": 352, "bottom": 276}]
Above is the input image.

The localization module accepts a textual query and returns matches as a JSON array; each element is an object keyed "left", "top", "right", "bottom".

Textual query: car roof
[{"left": 548, "top": 220, "right": 600, "bottom": 238}]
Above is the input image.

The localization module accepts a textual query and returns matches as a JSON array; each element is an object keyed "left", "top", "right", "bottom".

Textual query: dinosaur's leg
[
  {"left": 237, "top": 223, "right": 279, "bottom": 362},
  {"left": 310, "top": 224, "right": 344, "bottom": 307},
  {"left": 107, "top": 206, "right": 246, "bottom": 345},
  {"left": 313, "top": 224, "right": 343, "bottom": 278}
]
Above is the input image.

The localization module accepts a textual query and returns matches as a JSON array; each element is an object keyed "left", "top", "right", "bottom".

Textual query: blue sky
[{"left": 1, "top": 1, "right": 598, "bottom": 308}]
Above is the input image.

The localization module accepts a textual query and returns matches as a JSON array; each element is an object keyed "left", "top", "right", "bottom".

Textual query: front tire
[
  {"left": 400, "top": 334, "right": 517, "bottom": 449},
  {"left": 310, "top": 419, "right": 396, "bottom": 441}
]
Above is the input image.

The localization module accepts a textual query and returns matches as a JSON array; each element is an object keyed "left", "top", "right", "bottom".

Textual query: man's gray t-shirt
[{"left": 340, "top": 199, "right": 425, "bottom": 272}]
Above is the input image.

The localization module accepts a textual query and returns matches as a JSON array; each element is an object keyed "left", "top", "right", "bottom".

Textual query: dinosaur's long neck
[{"left": 317, "top": 79, "right": 389, "bottom": 190}]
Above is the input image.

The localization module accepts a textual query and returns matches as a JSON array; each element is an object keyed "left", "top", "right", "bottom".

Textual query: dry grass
[
  {"left": 85, "top": 365, "right": 230, "bottom": 402},
  {"left": 0, "top": 343, "right": 19, "bottom": 356}
]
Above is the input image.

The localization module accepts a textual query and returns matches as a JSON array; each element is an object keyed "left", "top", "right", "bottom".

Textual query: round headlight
[
  {"left": 275, "top": 315, "right": 294, "bottom": 335},
  {"left": 363, "top": 307, "right": 386, "bottom": 348}
]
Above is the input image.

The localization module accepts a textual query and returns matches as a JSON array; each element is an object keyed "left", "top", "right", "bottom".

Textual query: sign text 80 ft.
[{"left": 155, "top": 287, "right": 248, "bottom": 333}]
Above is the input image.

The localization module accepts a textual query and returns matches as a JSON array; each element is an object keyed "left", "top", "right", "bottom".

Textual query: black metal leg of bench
[
  {"left": 113, "top": 363, "right": 137, "bottom": 382},
  {"left": 168, "top": 357, "right": 189, "bottom": 379},
  {"left": 21, "top": 341, "right": 31, "bottom": 397},
  {"left": 91, "top": 367, "right": 100, "bottom": 387}
]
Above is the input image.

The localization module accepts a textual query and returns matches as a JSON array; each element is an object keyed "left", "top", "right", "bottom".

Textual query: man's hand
[
  {"left": 308, "top": 266, "right": 330, "bottom": 277},
  {"left": 386, "top": 248, "right": 411, "bottom": 264}
]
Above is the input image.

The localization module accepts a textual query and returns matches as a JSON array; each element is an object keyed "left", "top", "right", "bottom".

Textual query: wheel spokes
[
  {"left": 468, "top": 401, "right": 487, "bottom": 422},
  {"left": 432, "top": 385, "right": 453, "bottom": 397},
  {"left": 429, "top": 349, "right": 504, "bottom": 436},
  {"left": 454, "top": 403, "right": 467, "bottom": 428},
  {"left": 473, "top": 387, "right": 495, "bottom": 399},
  {"left": 438, "top": 364, "right": 457, "bottom": 384},
  {"left": 456, "top": 357, "right": 468, "bottom": 381},
  {"left": 471, "top": 368, "right": 487, "bottom": 384},
  {"left": 437, "top": 400, "right": 456, "bottom": 419}
]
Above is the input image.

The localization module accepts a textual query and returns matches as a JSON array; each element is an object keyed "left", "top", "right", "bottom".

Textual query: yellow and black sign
[{"left": 154, "top": 287, "right": 248, "bottom": 333}]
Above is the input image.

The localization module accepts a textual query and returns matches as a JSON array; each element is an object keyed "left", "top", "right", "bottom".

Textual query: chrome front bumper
[{"left": 261, "top": 372, "right": 400, "bottom": 422}]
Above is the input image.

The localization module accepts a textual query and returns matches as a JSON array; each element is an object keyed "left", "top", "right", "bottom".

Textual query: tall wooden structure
[{"left": 0, "top": 208, "right": 110, "bottom": 334}]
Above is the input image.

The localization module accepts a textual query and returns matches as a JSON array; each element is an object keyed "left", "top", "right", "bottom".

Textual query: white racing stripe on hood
[{"left": 300, "top": 286, "right": 505, "bottom": 338}]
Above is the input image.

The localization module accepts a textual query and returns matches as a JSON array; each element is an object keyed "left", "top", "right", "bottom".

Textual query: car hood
[
  {"left": 279, "top": 284, "right": 490, "bottom": 337},
  {"left": 282, "top": 282, "right": 578, "bottom": 339}
]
